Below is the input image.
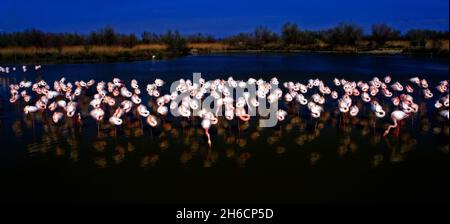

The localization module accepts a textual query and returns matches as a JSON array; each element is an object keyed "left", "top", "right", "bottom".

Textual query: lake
[{"left": 0, "top": 53, "right": 448, "bottom": 203}]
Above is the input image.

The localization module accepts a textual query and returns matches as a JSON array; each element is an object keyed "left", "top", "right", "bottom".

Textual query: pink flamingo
[
  {"left": 52, "top": 112, "right": 64, "bottom": 124},
  {"left": 383, "top": 110, "right": 409, "bottom": 136}
]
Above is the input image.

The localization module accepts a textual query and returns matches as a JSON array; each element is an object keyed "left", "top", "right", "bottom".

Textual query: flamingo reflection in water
[
  {"left": 2, "top": 67, "right": 449, "bottom": 168},
  {"left": 7, "top": 99, "right": 448, "bottom": 169}
]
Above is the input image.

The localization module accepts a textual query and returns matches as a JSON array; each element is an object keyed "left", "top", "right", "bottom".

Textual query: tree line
[
  {"left": 0, "top": 26, "right": 216, "bottom": 49},
  {"left": 223, "top": 23, "right": 448, "bottom": 49},
  {"left": 0, "top": 23, "right": 448, "bottom": 49}
]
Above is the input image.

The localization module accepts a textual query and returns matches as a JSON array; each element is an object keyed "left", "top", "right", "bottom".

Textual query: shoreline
[
  {"left": 203, "top": 49, "right": 406, "bottom": 55},
  {"left": 0, "top": 48, "right": 448, "bottom": 65}
]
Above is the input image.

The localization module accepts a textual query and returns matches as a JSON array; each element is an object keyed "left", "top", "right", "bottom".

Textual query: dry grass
[
  {"left": 385, "top": 40, "right": 410, "bottom": 48},
  {"left": 133, "top": 44, "right": 166, "bottom": 51},
  {"left": 188, "top": 43, "right": 229, "bottom": 51},
  {"left": 425, "top": 39, "right": 449, "bottom": 49},
  {"left": 334, "top": 45, "right": 358, "bottom": 51},
  {"left": 316, "top": 40, "right": 328, "bottom": 48},
  {"left": 1, "top": 40, "right": 447, "bottom": 56},
  {"left": 357, "top": 40, "right": 371, "bottom": 45},
  {"left": 0, "top": 44, "right": 167, "bottom": 56},
  {"left": 1, "top": 39, "right": 448, "bottom": 62},
  {"left": 440, "top": 39, "right": 449, "bottom": 50},
  {"left": 0, "top": 46, "right": 58, "bottom": 55},
  {"left": 0, "top": 44, "right": 169, "bottom": 62},
  {"left": 60, "top": 46, "right": 84, "bottom": 54}
]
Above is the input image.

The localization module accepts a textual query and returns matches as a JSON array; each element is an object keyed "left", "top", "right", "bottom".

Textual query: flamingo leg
[
  {"left": 238, "top": 119, "right": 240, "bottom": 138},
  {"left": 395, "top": 120, "right": 402, "bottom": 138},
  {"left": 204, "top": 128, "right": 211, "bottom": 148},
  {"left": 383, "top": 119, "right": 398, "bottom": 137}
]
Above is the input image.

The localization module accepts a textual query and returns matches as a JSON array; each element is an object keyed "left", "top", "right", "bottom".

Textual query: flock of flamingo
[{"left": 2, "top": 65, "right": 449, "bottom": 148}]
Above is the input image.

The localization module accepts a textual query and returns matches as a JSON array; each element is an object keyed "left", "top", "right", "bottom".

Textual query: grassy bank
[
  {"left": 0, "top": 44, "right": 167, "bottom": 63},
  {"left": 193, "top": 40, "right": 449, "bottom": 54},
  {"left": 1, "top": 40, "right": 448, "bottom": 64}
]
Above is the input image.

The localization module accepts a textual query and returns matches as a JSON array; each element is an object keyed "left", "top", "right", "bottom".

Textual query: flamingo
[
  {"left": 440, "top": 110, "right": 449, "bottom": 119},
  {"left": 146, "top": 115, "right": 158, "bottom": 127},
  {"left": 391, "top": 82, "right": 404, "bottom": 92},
  {"left": 109, "top": 116, "right": 123, "bottom": 126},
  {"left": 423, "top": 89, "right": 433, "bottom": 99},
  {"left": 6, "top": 73, "right": 450, "bottom": 147},
  {"left": 201, "top": 117, "right": 212, "bottom": 148},
  {"left": 371, "top": 101, "right": 386, "bottom": 118},
  {"left": 350, "top": 105, "right": 359, "bottom": 117},
  {"left": 308, "top": 102, "right": 323, "bottom": 118},
  {"left": 276, "top": 109, "right": 287, "bottom": 122},
  {"left": 52, "top": 112, "right": 64, "bottom": 123},
  {"left": 24, "top": 105, "right": 39, "bottom": 114},
  {"left": 361, "top": 92, "right": 371, "bottom": 102},
  {"left": 90, "top": 108, "right": 105, "bottom": 121},
  {"left": 384, "top": 110, "right": 409, "bottom": 136},
  {"left": 137, "top": 105, "right": 150, "bottom": 117},
  {"left": 421, "top": 79, "right": 429, "bottom": 88},
  {"left": 66, "top": 102, "right": 77, "bottom": 117},
  {"left": 409, "top": 77, "right": 420, "bottom": 86}
]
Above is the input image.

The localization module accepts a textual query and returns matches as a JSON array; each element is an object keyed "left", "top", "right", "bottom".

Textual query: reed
[
  {"left": 1, "top": 39, "right": 448, "bottom": 64},
  {"left": 188, "top": 43, "right": 229, "bottom": 50},
  {"left": 0, "top": 44, "right": 168, "bottom": 63}
]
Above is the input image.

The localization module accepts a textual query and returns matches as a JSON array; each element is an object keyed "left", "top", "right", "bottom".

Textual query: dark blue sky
[{"left": 1, "top": 0, "right": 448, "bottom": 36}]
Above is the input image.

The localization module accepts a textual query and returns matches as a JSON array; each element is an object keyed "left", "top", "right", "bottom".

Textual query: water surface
[{"left": 0, "top": 53, "right": 448, "bottom": 203}]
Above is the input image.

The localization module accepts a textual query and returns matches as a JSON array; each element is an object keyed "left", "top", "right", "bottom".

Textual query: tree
[
  {"left": 160, "top": 30, "right": 189, "bottom": 55},
  {"left": 298, "top": 31, "right": 318, "bottom": 45},
  {"left": 326, "top": 23, "right": 363, "bottom": 46},
  {"left": 141, "top": 31, "right": 160, "bottom": 44},
  {"left": 371, "top": 24, "right": 401, "bottom": 46},
  {"left": 120, "top": 34, "right": 138, "bottom": 48},
  {"left": 253, "top": 26, "right": 278, "bottom": 47},
  {"left": 99, "top": 26, "right": 118, "bottom": 45},
  {"left": 51, "top": 34, "right": 64, "bottom": 53},
  {"left": 222, "top": 32, "right": 252, "bottom": 48},
  {"left": 281, "top": 22, "right": 301, "bottom": 45},
  {"left": 405, "top": 29, "right": 449, "bottom": 41},
  {"left": 88, "top": 31, "right": 100, "bottom": 45},
  {"left": 186, "top": 33, "right": 217, "bottom": 43}
]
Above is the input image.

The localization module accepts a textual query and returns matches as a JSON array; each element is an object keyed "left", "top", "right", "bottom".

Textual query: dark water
[{"left": 0, "top": 53, "right": 448, "bottom": 204}]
